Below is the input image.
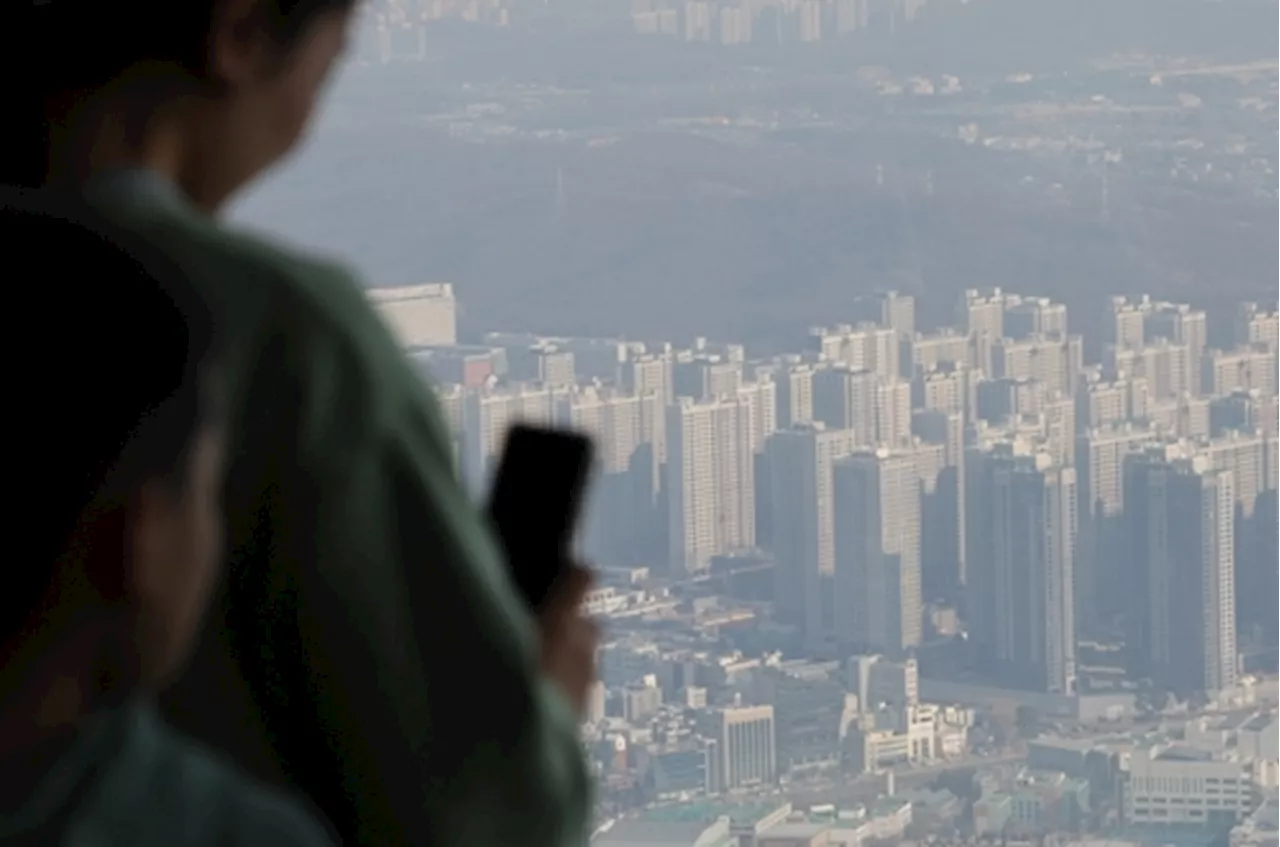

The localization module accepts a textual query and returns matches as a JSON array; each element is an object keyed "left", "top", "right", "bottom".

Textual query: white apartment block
[
  {"left": 666, "top": 396, "right": 756, "bottom": 574},
  {"left": 368, "top": 282, "right": 457, "bottom": 347},
  {"left": 460, "top": 382, "right": 555, "bottom": 491},
  {"left": 808, "top": 323, "right": 900, "bottom": 381}
]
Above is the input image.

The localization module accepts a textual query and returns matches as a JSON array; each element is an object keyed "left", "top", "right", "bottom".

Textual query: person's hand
[{"left": 538, "top": 564, "right": 600, "bottom": 718}]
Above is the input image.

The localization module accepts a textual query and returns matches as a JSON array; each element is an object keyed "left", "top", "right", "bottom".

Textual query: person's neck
[
  {"left": 45, "top": 83, "right": 223, "bottom": 214},
  {"left": 51, "top": 119, "right": 186, "bottom": 202}
]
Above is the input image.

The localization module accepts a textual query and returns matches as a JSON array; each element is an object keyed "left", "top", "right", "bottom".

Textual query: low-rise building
[{"left": 1123, "top": 745, "right": 1255, "bottom": 829}]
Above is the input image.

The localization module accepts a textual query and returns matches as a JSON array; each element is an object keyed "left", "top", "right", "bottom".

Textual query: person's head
[
  {"left": 3, "top": 0, "right": 357, "bottom": 210},
  {"left": 0, "top": 201, "right": 226, "bottom": 700}
]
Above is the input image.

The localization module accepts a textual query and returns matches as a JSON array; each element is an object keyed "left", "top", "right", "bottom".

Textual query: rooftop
[
  {"left": 761, "top": 822, "right": 830, "bottom": 839},
  {"left": 594, "top": 819, "right": 727, "bottom": 847},
  {"left": 1242, "top": 713, "right": 1277, "bottom": 732},
  {"left": 1156, "top": 745, "right": 1215, "bottom": 762},
  {"left": 639, "top": 800, "right": 786, "bottom": 828},
  {"left": 365, "top": 282, "right": 455, "bottom": 301}
]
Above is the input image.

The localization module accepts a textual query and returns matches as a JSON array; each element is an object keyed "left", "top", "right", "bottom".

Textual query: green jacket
[
  {"left": 0, "top": 702, "right": 335, "bottom": 847},
  {"left": 81, "top": 179, "right": 590, "bottom": 847}
]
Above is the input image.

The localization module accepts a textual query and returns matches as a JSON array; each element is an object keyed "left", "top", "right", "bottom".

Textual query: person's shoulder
[
  {"left": 99, "top": 195, "right": 407, "bottom": 385},
  {"left": 92, "top": 193, "right": 448, "bottom": 455},
  {"left": 131, "top": 709, "right": 338, "bottom": 847},
  {"left": 205, "top": 221, "right": 441, "bottom": 435},
  {"left": 206, "top": 218, "right": 375, "bottom": 327},
  {"left": 97, "top": 193, "right": 369, "bottom": 323}
]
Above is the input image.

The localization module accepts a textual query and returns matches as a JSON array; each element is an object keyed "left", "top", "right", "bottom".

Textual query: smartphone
[{"left": 487, "top": 424, "right": 595, "bottom": 610}]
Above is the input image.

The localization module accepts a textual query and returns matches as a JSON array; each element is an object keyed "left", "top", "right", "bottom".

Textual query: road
[
  {"left": 781, "top": 748, "right": 1028, "bottom": 808},
  {"left": 890, "top": 750, "right": 1028, "bottom": 788}
]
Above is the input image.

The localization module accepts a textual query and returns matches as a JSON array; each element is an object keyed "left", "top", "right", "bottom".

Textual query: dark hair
[
  {"left": 0, "top": 0, "right": 357, "bottom": 188},
  {"left": 0, "top": 193, "right": 224, "bottom": 643}
]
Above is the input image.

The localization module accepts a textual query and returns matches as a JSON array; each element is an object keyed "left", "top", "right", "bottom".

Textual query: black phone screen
[{"left": 486, "top": 425, "right": 594, "bottom": 609}]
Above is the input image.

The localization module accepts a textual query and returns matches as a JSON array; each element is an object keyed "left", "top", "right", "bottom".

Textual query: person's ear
[
  {"left": 125, "top": 479, "right": 177, "bottom": 610},
  {"left": 207, "top": 0, "right": 278, "bottom": 86}
]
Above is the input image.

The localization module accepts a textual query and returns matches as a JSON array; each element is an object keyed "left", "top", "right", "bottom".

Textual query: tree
[
  {"left": 1135, "top": 685, "right": 1170, "bottom": 716},
  {"left": 933, "top": 767, "right": 981, "bottom": 803}
]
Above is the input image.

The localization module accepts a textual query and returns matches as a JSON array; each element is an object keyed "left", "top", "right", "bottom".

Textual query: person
[
  {"left": 0, "top": 201, "right": 335, "bottom": 847},
  {"left": 2, "top": 3, "right": 598, "bottom": 846}
]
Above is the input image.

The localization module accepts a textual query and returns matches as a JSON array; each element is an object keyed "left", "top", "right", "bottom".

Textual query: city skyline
[
  {"left": 381, "top": 282, "right": 1277, "bottom": 696},
  {"left": 372, "top": 282, "right": 1275, "bottom": 847}
]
